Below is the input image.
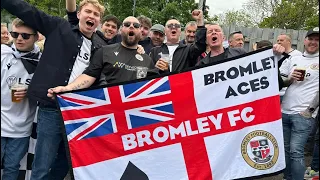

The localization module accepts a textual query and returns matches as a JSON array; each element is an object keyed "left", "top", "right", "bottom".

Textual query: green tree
[
  {"left": 259, "top": 0, "right": 319, "bottom": 30},
  {"left": 217, "top": 10, "right": 254, "bottom": 27},
  {"left": 107, "top": 0, "right": 201, "bottom": 26},
  {"left": 1, "top": 0, "right": 67, "bottom": 22},
  {"left": 25, "top": 0, "right": 67, "bottom": 17},
  {"left": 2, "top": 0, "right": 213, "bottom": 27},
  {"left": 242, "top": 0, "right": 277, "bottom": 26},
  {"left": 1, "top": 9, "right": 15, "bottom": 23}
]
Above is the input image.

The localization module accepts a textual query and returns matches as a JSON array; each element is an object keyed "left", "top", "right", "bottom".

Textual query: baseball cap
[
  {"left": 305, "top": 27, "right": 319, "bottom": 38},
  {"left": 151, "top": 24, "right": 165, "bottom": 35}
]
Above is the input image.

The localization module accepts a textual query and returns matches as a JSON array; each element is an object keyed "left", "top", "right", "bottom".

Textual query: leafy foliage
[
  {"left": 1, "top": 0, "right": 214, "bottom": 26},
  {"left": 107, "top": 0, "right": 205, "bottom": 26},
  {"left": 216, "top": 10, "right": 254, "bottom": 27},
  {"left": 258, "top": 0, "right": 319, "bottom": 30}
]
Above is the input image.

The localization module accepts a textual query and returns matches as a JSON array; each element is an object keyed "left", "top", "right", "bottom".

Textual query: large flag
[{"left": 56, "top": 48, "right": 285, "bottom": 180}]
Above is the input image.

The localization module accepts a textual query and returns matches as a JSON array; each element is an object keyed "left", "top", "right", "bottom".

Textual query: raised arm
[
  {"left": 1, "top": 0, "right": 65, "bottom": 37},
  {"left": 188, "top": 10, "right": 207, "bottom": 66},
  {"left": 66, "top": 0, "right": 79, "bottom": 25},
  {"left": 66, "top": 0, "right": 77, "bottom": 12}
]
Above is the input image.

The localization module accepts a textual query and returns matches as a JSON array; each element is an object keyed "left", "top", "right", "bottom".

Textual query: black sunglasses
[
  {"left": 123, "top": 22, "right": 141, "bottom": 29},
  {"left": 10, "top": 32, "right": 36, "bottom": 40},
  {"left": 167, "top": 23, "right": 181, "bottom": 29}
]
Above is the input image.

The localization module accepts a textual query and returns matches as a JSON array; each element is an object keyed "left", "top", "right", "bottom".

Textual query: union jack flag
[
  {"left": 54, "top": 49, "right": 285, "bottom": 180},
  {"left": 56, "top": 77, "right": 174, "bottom": 142}
]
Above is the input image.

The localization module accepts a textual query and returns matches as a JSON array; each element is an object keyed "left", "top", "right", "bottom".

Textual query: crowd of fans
[{"left": 1, "top": 0, "right": 319, "bottom": 180}]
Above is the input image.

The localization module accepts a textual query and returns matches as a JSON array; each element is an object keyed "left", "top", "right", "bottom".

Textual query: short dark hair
[
  {"left": 228, "top": 31, "right": 243, "bottom": 40},
  {"left": 256, "top": 40, "right": 273, "bottom": 49},
  {"left": 137, "top": 15, "right": 152, "bottom": 29},
  {"left": 102, "top": 15, "right": 121, "bottom": 30},
  {"left": 165, "top": 17, "right": 181, "bottom": 27}
]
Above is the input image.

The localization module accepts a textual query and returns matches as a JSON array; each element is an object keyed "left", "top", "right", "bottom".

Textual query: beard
[
  {"left": 121, "top": 31, "right": 140, "bottom": 47},
  {"left": 186, "top": 36, "right": 195, "bottom": 44}
]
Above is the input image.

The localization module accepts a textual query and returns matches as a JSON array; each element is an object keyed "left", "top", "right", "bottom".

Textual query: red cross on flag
[{"left": 56, "top": 48, "right": 285, "bottom": 180}]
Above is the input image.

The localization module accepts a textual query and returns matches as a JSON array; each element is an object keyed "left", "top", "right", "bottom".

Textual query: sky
[{"left": 195, "top": 0, "right": 248, "bottom": 15}]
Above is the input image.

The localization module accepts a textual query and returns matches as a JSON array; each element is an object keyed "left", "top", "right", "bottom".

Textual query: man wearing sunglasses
[
  {"left": 2, "top": 0, "right": 105, "bottom": 179},
  {"left": 149, "top": 9, "right": 207, "bottom": 73},
  {"left": 47, "top": 16, "right": 158, "bottom": 96},
  {"left": 1, "top": 18, "right": 41, "bottom": 180}
]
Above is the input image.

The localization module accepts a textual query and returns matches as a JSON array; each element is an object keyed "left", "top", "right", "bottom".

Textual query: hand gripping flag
[{"left": 56, "top": 48, "right": 286, "bottom": 180}]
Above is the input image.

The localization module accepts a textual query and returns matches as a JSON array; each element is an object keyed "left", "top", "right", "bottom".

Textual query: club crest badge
[
  {"left": 241, "top": 130, "right": 279, "bottom": 170},
  {"left": 135, "top": 54, "right": 144, "bottom": 61},
  {"left": 136, "top": 66, "right": 148, "bottom": 79}
]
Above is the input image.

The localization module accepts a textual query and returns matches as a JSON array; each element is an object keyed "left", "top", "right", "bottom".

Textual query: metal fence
[{"left": 221, "top": 25, "right": 308, "bottom": 52}]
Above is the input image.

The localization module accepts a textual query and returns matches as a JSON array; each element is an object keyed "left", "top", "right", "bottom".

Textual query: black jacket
[
  {"left": 149, "top": 26, "right": 207, "bottom": 73},
  {"left": 1, "top": 0, "right": 102, "bottom": 106},
  {"left": 67, "top": 10, "right": 122, "bottom": 48},
  {"left": 138, "top": 37, "right": 153, "bottom": 55},
  {"left": 198, "top": 47, "right": 247, "bottom": 65}
]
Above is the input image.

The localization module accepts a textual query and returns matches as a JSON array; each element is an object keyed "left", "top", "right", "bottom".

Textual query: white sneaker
[{"left": 305, "top": 166, "right": 319, "bottom": 178}]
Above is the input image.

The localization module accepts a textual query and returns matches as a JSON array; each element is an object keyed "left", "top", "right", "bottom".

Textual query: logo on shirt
[
  {"left": 114, "top": 52, "right": 119, "bottom": 56},
  {"left": 6, "top": 76, "right": 17, "bottom": 88},
  {"left": 310, "top": 63, "right": 319, "bottom": 70},
  {"left": 6, "top": 63, "right": 12, "bottom": 70},
  {"left": 5, "top": 76, "right": 32, "bottom": 88},
  {"left": 6, "top": 59, "right": 17, "bottom": 70},
  {"left": 135, "top": 54, "right": 143, "bottom": 61}
]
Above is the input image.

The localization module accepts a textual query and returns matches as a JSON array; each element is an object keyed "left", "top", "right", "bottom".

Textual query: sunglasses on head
[
  {"left": 167, "top": 23, "right": 181, "bottom": 29},
  {"left": 10, "top": 32, "right": 36, "bottom": 40},
  {"left": 123, "top": 22, "right": 141, "bottom": 29}
]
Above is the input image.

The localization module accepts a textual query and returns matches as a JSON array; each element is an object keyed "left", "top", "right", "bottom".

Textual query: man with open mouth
[
  {"left": 66, "top": 0, "right": 123, "bottom": 47},
  {"left": 149, "top": 9, "right": 207, "bottom": 73},
  {"left": 2, "top": 0, "right": 105, "bottom": 179},
  {"left": 198, "top": 23, "right": 248, "bottom": 65},
  {"left": 47, "top": 16, "right": 158, "bottom": 96}
]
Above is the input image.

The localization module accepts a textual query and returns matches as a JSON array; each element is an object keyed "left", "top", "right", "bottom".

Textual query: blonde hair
[
  {"left": 79, "top": 0, "right": 105, "bottom": 17},
  {"left": 1, "top": 23, "right": 8, "bottom": 31},
  {"left": 12, "top": 18, "right": 37, "bottom": 33}
]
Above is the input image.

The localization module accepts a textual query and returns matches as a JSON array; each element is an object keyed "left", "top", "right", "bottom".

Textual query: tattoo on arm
[{"left": 71, "top": 80, "right": 90, "bottom": 90}]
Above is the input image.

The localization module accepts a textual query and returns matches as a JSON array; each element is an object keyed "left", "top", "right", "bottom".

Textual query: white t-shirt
[
  {"left": 167, "top": 44, "right": 179, "bottom": 72},
  {"left": 1, "top": 45, "right": 38, "bottom": 138},
  {"left": 280, "top": 52, "right": 319, "bottom": 116},
  {"left": 279, "top": 49, "right": 302, "bottom": 96},
  {"left": 68, "top": 36, "right": 92, "bottom": 83}
]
